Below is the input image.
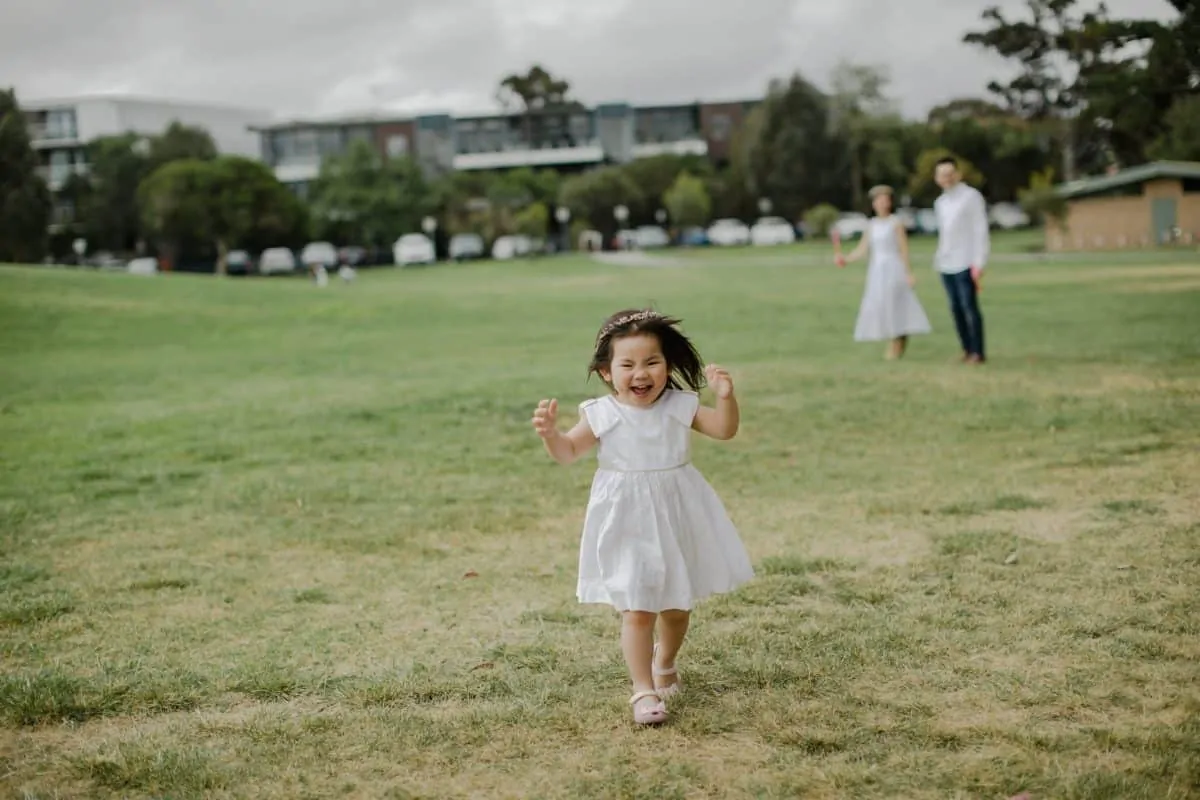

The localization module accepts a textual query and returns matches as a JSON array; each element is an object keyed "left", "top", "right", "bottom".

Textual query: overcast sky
[{"left": 3, "top": 0, "right": 1180, "bottom": 122}]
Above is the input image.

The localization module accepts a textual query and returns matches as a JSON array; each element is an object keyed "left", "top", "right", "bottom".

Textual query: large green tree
[
  {"left": 745, "top": 74, "right": 848, "bottom": 218},
  {"left": 965, "top": 0, "right": 1196, "bottom": 173},
  {"left": 309, "top": 139, "right": 431, "bottom": 247},
  {"left": 0, "top": 88, "right": 52, "bottom": 263},
  {"left": 495, "top": 65, "right": 582, "bottom": 148},
  {"left": 139, "top": 156, "right": 307, "bottom": 274},
  {"left": 662, "top": 172, "right": 712, "bottom": 229},
  {"left": 80, "top": 121, "right": 220, "bottom": 252},
  {"left": 829, "top": 61, "right": 897, "bottom": 210},
  {"left": 558, "top": 167, "right": 644, "bottom": 243}
]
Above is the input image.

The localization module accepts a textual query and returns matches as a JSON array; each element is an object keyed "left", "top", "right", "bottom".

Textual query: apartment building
[
  {"left": 254, "top": 98, "right": 759, "bottom": 197},
  {"left": 22, "top": 95, "right": 270, "bottom": 190}
]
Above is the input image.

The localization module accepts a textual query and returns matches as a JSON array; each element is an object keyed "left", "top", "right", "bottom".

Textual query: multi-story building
[
  {"left": 254, "top": 98, "right": 759, "bottom": 197},
  {"left": 21, "top": 95, "right": 270, "bottom": 226}
]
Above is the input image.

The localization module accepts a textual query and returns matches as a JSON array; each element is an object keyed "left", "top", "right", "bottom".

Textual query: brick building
[{"left": 1048, "top": 161, "right": 1200, "bottom": 251}]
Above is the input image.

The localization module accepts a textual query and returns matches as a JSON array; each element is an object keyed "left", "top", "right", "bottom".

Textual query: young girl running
[{"left": 531, "top": 309, "right": 755, "bottom": 726}]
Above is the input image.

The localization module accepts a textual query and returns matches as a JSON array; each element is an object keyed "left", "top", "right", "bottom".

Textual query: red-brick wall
[
  {"left": 698, "top": 102, "right": 749, "bottom": 164},
  {"left": 374, "top": 121, "right": 416, "bottom": 160}
]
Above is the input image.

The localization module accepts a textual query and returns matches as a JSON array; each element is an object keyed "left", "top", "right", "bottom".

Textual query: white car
[
  {"left": 394, "top": 233, "right": 436, "bottom": 266},
  {"left": 635, "top": 225, "right": 671, "bottom": 249},
  {"left": 989, "top": 202, "right": 1031, "bottom": 230},
  {"left": 492, "top": 235, "right": 533, "bottom": 261},
  {"left": 300, "top": 241, "right": 338, "bottom": 267},
  {"left": 916, "top": 208, "right": 939, "bottom": 234},
  {"left": 895, "top": 207, "right": 919, "bottom": 233},
  {"left": 749, "top": 216, "right": 796, "bottom": 246},
  {"left": 832, "top": 212, "right": 869, "bottom": 240},
  {"left": 126, "top": 257, "right": 158, "bottom": 276},
  {"left": 706, "top": 218, "right": 751, "bottom": 247},
  {"left": 258, "top": 247, "right": 297, "bottom": 275}
]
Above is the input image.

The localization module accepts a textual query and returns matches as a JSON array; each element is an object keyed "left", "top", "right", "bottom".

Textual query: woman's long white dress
[
  {"left": 575, "top": 390, "right": 754, "bottom": 613},
  {"left": 854, "top": 217, "right": 933, "bottom": 341}
]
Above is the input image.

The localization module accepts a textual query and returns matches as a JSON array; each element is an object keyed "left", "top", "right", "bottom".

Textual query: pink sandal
[
  {"left": 653, "top": 644, "right": 682, "bottom": 698},
  {"left": 629, "top": 690, "right": 668, "bottom": 725}
]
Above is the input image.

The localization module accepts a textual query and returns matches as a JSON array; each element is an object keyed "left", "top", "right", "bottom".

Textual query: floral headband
[{"left": 596, "top": 310, "right": 664, "bottom": 342}]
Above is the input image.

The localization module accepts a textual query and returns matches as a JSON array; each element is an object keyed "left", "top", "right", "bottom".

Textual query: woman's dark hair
[{"left": 588, "top": 308, "right": 705, "bottom": 391}]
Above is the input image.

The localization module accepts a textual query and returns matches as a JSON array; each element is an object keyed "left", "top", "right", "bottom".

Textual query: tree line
[{"left": 1, "top": 0, "right": 1195, "bottom": 266}]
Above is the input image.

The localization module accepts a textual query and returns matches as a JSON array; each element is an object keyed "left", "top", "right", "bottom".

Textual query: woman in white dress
[
  {"left": 836, "top": 185, "right": 932, "bottom": 359},
  {"left": 531, "top": 309, "right": 754, "bottom": 726}
]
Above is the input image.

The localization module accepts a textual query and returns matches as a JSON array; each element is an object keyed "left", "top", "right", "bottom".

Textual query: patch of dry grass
[{"left": 2, "top": 249, "right": 1199, "bottom": 799}]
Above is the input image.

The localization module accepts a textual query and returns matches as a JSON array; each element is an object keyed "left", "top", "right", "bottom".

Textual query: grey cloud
[{"left": 0, "top": 0, "right": 1182, "bottom": 121}]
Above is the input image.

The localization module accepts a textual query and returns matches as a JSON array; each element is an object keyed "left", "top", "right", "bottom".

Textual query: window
[
  {"left": 635, "top": 107, "right": 699, "bottom": 144},
  {"left": 45, "top": 108, "right": 77, "bottom": 140},
  {"left": 274, "top": 129, "right": 319, "bottom": 162},
  {"left": 709, "top": 113, "right": 732, "bottom": 142},
  {"left": 317, "top": 128, "right": 344, "bottom": 158},
  {"left": 386, "top": 134, "right": 409, "bottom": 157}
]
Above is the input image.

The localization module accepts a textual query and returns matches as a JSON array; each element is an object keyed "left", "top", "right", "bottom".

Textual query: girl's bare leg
[{"left": 653, "top": 609, "right": 690, "bottom": 692}]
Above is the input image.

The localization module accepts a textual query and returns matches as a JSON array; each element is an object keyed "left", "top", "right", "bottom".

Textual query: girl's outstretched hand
[
  {"left": 532, "top": 398, "right": 559, "bottom": 438},
  {"left": 705, "top": 365, "right": 734, "bottom": 399}
]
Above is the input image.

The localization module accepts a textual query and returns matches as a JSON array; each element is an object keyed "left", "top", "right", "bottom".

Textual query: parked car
[
  {"left": 492, "top": 235, "right": 533, "bottom": 261},
  {"left": 989, "top": 202, "right": 1031, "bottom": 230},
  {"left": 915, "top": 208, "right": 939, "bottom": 235},
  {"left": 225, "top": 249, "right": 253, "bottom": 275},
  {"left": 126, "top": 257, "right": 158, "bottom": 276},
  {"left": 258, "top": 247, "right": 298, "bottom": 275},
  {"left": 678, "top": 226, "right": 710, "bottom": 246},
  {"left": 615, "top": 230, "right": 640, "bottom": 250},
  {"left": 832, "top": 212, "right": 869, "bottom": 241},
  {"left": 635, "top": 225, "right": 671, "bottom": 249},
  {"left": 449, "top": 233, "right": 486, "bottom": 261},
  {"left": 300, "top": 241, "right": 338, "bottom": 267},
  {"left": 895, "top": 207, "right": 919, "bottom": 233},
  {"left": 706, "top": 218, "right": 751, "bottom": 247},
  {"left": 750, "top": 216, "right": 797, "bottom": 246},
  {"left": 394, "top": 233, "right": 436, "bottom": 266}
]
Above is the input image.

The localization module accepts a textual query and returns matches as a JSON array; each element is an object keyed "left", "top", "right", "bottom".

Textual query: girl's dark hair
[{"left": 588, "top": 308, "right": 705, "bottom": 391}]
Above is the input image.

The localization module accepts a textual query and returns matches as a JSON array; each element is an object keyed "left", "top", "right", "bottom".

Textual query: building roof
[
  {"left": 1055, "top": 160, "right": 1200, "bottom": 199},
  {"left": 20, "top": 93, "right": 269, "bottom": 115}
]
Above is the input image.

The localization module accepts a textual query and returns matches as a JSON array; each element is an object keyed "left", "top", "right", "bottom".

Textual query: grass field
[{"left": 2, "top": 237, "right": 1199, "bottom": 799}]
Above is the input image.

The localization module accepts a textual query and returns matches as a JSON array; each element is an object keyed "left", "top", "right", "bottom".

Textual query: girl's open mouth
[{"left": 631, "top": 384, "right": 653, "bottom": 398}]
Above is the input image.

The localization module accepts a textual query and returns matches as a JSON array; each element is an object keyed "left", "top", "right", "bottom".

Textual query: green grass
[{"left": 2, "top": 239, "right": 1199, "bottom": 799}]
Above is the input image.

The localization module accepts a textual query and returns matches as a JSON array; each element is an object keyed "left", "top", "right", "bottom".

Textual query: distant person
[
  {"left": 834, "top": 184, "right": 932, "bottom": 359},
  {"left": 530, "top": 309, "right": 754, "bottom": 726},
  {"left": 932, "top": 156, "right": 990, "bottom": 364}
]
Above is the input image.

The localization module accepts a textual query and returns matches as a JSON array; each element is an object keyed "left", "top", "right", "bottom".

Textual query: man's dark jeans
[{"left": 941, "top": 269, "right": 985, "bottom": 359}]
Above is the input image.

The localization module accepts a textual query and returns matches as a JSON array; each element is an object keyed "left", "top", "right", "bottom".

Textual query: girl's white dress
[
  {"left": 576, "top": 389, "right": 754, "bottom": 612},
  {"left": 854, "top": 217, "right": 933, "bottom": 341}
]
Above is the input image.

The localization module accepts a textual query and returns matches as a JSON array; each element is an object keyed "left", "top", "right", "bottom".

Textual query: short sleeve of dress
[
  {"left": 579, "top": 397, "right": 620, "bottom": 438},
  {"left": 664, "top": 390, "right": 700, "bottom": 426}
]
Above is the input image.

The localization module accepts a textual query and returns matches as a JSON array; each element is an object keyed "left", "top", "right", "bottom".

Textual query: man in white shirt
[{"left": 933, "top": 156, "right": 990, "bottom": 364}]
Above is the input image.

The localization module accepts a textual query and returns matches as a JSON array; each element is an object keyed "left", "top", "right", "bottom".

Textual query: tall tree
[
  {"left": 829, "top": 61, "right": 896, "bottom": 210},
  {"left": 147, "top": 121, "right": 217, "bottom": 170},
  {"left": 746, "top": 74, "right": 848, "bottom": 218},
  {"left": 662, "top": 172, "right": 712, "bottom": 229},
  {"left": 1147, "top": 95, "right": 1200, "bottom": 162},
  {"left": 309, "top": 139, "right": 431, "bottom": 247},
  {"left": 963, "top": 0, "right": 1088, "bottom": 179},
  {"left": 496, "top": 65, "right": 579, "bottom": 147},
  {"left": 0, "top": 88, "right": 52, "bottom": 263},
  {"left": 139, "top": 156, "right": 307, "bottom": 274},
  {"left": 83, "top": 133, "right": 150, "bottom": 252},
  {"left": 558, "top": 167, "right": 644, "bottom": 244}
]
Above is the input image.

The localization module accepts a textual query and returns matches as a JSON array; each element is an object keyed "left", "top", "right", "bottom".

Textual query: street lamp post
[
  {"left": 613, "top": 205, "right": 629, "bottom": 250},
  {"left": 655, "top": 208, "right": 667, "bottom": 226},
  {"left": 422, "top": 216, "right": 438, "bottom": 261},
  {"left": 758, "top": 197, "right": 773, "bottom": 217},
  {"left": 555, "top": 206, "right": 571, "bottom": 253},
  {"left": 72, "top": 237, "right": 87, "bottom": 267}
]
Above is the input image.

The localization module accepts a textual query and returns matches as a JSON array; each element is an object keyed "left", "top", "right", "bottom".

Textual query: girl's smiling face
[{"left": 601, "top": 333, "right": 669, "bottom": 407}]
